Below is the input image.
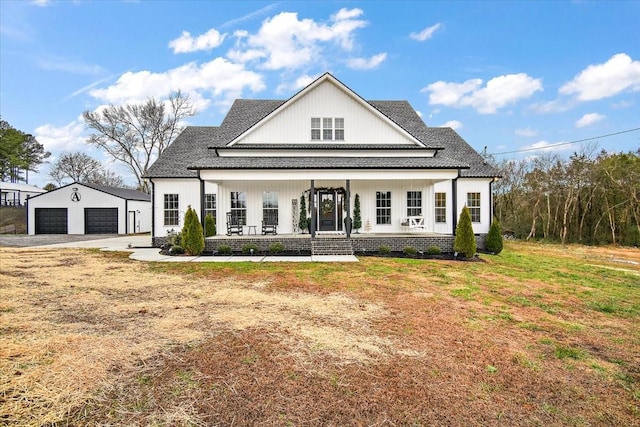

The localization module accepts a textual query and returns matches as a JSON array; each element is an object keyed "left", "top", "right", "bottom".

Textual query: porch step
[{"left": 311, "top": 238, "right": 354, "bottom": 256}]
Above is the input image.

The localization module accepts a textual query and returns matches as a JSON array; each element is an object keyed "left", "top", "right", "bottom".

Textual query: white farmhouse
[{"left": 146, "top": 73, "right": 499, "bottom": 254}]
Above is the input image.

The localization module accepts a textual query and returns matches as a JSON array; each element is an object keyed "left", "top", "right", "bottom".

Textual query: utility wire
[{"left": 489, "top": 127, "right": 640, "bottom": 156}]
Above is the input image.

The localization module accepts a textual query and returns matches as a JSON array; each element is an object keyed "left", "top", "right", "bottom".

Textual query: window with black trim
[
  {"left": 406, "top": 191, "right": 422, "bottom": 217},
  {"left": 376, "top": 191, "right": 391, "bottom": 225},
  {"left": 467, "top": 192, "right": 481, "bottom": 223},
  {"left": 435, "top": 192, "right": 446, "bottom": 223},
  {"left": 164, "top": 194, "right": 179, "bottom": 226},
  {"left": 205, "top": 194, "right": 216, "bottom": 219},
  {"left": 230, "top": 191, "right": 247, "bottom": 225},
  {"left": 262, "top": 191, "right": 278, "bottom": 222}
]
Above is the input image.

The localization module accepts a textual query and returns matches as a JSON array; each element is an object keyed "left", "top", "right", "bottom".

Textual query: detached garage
[{"left": 27, "top": 182, "right": 151, "bottom": 235}]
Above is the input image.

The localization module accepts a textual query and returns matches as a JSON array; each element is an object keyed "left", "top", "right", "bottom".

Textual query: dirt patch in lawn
[{"left": 0, "top": 243, "right": 638, "bottom": 426}]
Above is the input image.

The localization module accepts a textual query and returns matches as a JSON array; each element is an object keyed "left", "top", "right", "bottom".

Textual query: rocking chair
[
  {"left": 262, "top": 211, "right": 278, "bottom": 235},
  {"left": 226, "top": 212, "right": 243, "bottom": 236}
]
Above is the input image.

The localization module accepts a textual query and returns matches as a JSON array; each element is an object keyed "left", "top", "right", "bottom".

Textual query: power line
[{"left": 489, "top": 127, "right": 640, "bottom": 156}]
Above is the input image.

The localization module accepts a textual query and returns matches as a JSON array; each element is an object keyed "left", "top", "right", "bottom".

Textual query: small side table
[{"left": 247, "top": 225, "right": 257, "bottom": 235}]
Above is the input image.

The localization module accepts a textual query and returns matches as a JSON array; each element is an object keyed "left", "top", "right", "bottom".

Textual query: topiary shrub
[
  {"left": 217, "top": 245, "right": 232, "bottom": 255},
  {"left": 378, "top": 245, "right": 391, "bottom": 255},
  {"left": 204, "top": 213, "right": 216, "bottom": 237},
  {"left": 426, "top": 245, "right": 442, "bottom": 255},
  {"left": 353, "top": 193, "right": 362, "bottom": 232},
  {"left": 181, "top": 205, "right": 205, "bottom": 256},
  {"left": 454, "top": 206, "right": 477, "bottom": 258},
  {"left": 269, "top": 242, "right": 285, "bottom": 254},
  {"left": 486, "top": 218, "right": 504, "bottom": 254},
  {"left": 299, "top": 195, "right": 308, "bottom": 233},
  {"left": 403, "top": 246, "right": 418, "bottom": 256},
  {"left": 242, "top": 243, "right": 259, "bottom": 255}
]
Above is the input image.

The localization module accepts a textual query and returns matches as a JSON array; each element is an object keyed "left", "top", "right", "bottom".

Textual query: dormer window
[{"left": 311, "top": 117, "right": 344, "bottom": 141}]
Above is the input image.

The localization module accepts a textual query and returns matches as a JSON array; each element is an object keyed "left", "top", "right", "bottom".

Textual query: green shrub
[
  {"left": 353, "top": 193, "right": 362, "bottom": 232},
  {"left": 378, "top": 245, "right": 391, "bottom": 255},
  {"left": 299, "top": 195, "right": 308, "bottom": 233},
  {"left": 269, "top": 242, "right": 285, "bottom": 253},
  {"left": 426, "top": 245, "right": 442, "bottom": 255},
  {"left": 242, "top": 243, "right": 259, "bottom": 254},
  {"left": 486, "top": 218, "right": 503, "bottom": 254},
  {"left": 403, "top": 246, "right": 418, "bottom": 255},
  {"left": 167, "top": 230, "right": 182, "bottom": 247},
  {"left": 217, "top": 245, "right": 232, "bottom": 255},
  {"left": 204, "top": 213, "right": 216, "bottom": 237},
  {"left": 181, "top": 205, "right": 205, "bottom": 256},
  {"left": 169, "top": 245, "right": 184, "bottom": 255},
  {"left": 454, "top": 206, "right": 477, "bottom": 258}
]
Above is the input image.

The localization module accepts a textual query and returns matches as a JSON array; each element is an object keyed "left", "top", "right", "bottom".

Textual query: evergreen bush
[
  {"left": 353, "top": 193, "right": 362, "bottom": 232},
  {"left": 204, "top": 213, "right": 216, "bottom": 237},
  {"left": 403, "top": 246, "right": 418, "bottom": 255},
  {"left": 242, "top": 243, "right": 259, "bottom": 254},
  {"left": 486, "top": 218, "right": 504, "bottom": 254},
  {"left": 181, "top": 205, "right": 205, "bottom": 256},
  {"left": 426, "top": 245, "right": 442, "bottom": 255},
  {"left": 454, "top": 206, "right": 477, "bottom": 258},
  {"left": 378, "top": 245, "right": 391, "bottom": 255},
  {"left": 299, "top": 195, "right": 308, "bottom": 233},
  {"left": 217, "top": 245, "right": 232, "bottom": 255},
  {"left": 269, "top": 242, "right": 285, "bottom": 253}
]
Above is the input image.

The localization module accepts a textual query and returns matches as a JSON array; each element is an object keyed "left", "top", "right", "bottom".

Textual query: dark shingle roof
[
  {"left": 190, "top": 156, "right": 468, "bottom": 170},
  {"left": 146, "top": 97, "right": 499, "bottom": 179},
  {"left": 82, "top": 182, "right": 150, "bottom": 201}
]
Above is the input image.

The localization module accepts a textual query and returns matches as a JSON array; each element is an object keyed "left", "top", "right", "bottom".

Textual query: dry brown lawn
[{"left": 0, "top": 242, "right": 638, "bottom": 426}]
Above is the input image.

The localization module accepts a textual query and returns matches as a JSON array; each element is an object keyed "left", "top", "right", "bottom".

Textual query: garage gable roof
[{"left": 28, "top": 182, "right": 150, "bottom": 201}]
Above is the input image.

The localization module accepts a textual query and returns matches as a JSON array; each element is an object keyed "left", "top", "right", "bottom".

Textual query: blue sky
[{"left": 1, "top": 0, "right": 639, "bottom": 188}]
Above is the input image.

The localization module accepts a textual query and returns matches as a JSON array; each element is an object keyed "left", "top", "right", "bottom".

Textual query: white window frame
[
  {"left": 467, "top": 192, "right": 481, "bottom": 223},
  {"left": 322, "top": 117, "right": 333, "bottom": 140},
  {"left": 164, "top": 194, "right": 179, "bottom": 226},
  {"left": 311, "top": 117, "right": 321, "bottom": 140},
  {"left": 205, "top": 193, "right": 216, "bottom": 219}
]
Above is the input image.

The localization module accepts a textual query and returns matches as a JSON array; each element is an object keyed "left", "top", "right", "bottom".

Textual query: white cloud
[
  {"left": 88, "top": 57, "right": 265, "bottom": 110},
  {"left": 441, "top": 120, "right": 463, "bottom": 130},
  {"left": 230, "top": 8, "right": 368, "bottom": 70},
  {"left": 575, "top": 112, "right": 605, "bottom": 128},
  {"left": 522, "top": 140, "right": 573, "bottom": 153},
  {"left": 410, "top": 23, "right": 442, "bottom": 41},
  {"left": 515, "top": 127, "right": 538, "bottom": 137},
  {"left": 276, "top": 73, "right": 319, "bottom": 94},
  {"left": 346, "top": 53, "right": 387, "bottom": 70},
  {"left": 559, "top": 53, "right": 640, "bottom": 101},
  {"left": 34, "top": 119, "right": 86, "bottom": 153},
  {"left": 423, "top": 73, "right": 543, "bottom": 114},
  {"left": 31, "top": 0, "right": 49, "bottom": 6},
  {"left": 34, "top": 54, "right": 106, "bottom": 75},
  {"left": 169, "top": 28, "right": 226, "bottom": 54}
]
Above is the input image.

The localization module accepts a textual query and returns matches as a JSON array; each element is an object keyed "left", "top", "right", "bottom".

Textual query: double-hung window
[
  {"left": 262, "top": 191, "right": 278, "bottom": 222},
  {"left": 164, "top": 194, "right": 179, "bottom": 226},
  {"left": 406, "top": 191, "right": 422, "bottom": 217},
  {"left": 204, "top": 194, "right": 216, "bottom": 219},
  {"left": 376, "top": 191, "right": 391, "bottom": 225},
  {"left": 435, "top": 192, "right": 447, "bottom": 223},
  {"left": 334, "top": 118, "right": 344, "bottom": 140},
  {"left": 467, "top": 192, "right": 481, "bottom": 223},
  {"left": 323, "top": 118, "right": 333, "bottom": 140},
  {"left": 311, "top": 118, "right": 321, "bottom": 140},
  {"left": 230, "top": 191, "right": 247, "bottom": 225}
]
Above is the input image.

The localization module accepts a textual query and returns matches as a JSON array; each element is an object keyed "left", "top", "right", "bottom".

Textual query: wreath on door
[{"left": 321, "top": 199, "right": 335, "bottom": 215}]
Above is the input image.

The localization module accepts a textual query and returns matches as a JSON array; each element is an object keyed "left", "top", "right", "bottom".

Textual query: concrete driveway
[{"left": 0, "top": 234, "right": 152, "bottom": 249}]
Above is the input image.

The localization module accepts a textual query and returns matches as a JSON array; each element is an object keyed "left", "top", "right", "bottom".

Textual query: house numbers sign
[{"left": 70, "top": 188, "right": 81, "bottom": 202}]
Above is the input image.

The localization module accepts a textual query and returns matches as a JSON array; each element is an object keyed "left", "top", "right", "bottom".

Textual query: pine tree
[
  {"left": 204, "top": 213, "right": 216, "bottom": 237},
  {"left": 181, "top": 205, "right": 205, "bottom": 255},
  {"left": 454, "top": 206, "right": 477, "bottom": 258},
  {"left": 353, "top": 193, "right": 362, "bottom": 232},
  {"left": 486, "top": 218, "right": 504, "bottom": 254}
]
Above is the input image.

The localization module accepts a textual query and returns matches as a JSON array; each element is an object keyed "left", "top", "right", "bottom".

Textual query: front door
[{"left": 318, "top": 192, "right": 336, "bottom": 231}]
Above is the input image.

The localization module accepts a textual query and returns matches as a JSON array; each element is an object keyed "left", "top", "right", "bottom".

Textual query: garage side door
[
  {"left": 35, "top": 208, "right": 68, "bottom": 234},
  {"left": 85, "top": 208, "right": 118, "bottom": 234}
]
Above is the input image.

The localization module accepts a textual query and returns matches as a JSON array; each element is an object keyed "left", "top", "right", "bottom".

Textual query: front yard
[{"left": 0, "top": 241, "right": 638, "bottom": 425}]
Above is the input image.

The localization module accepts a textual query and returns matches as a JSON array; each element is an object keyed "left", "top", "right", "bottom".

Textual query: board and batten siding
[
  {"left": 127, "top": 200, "right": 152, "bottom": 234},
  {"left": 234, "top": 80, "right": 418, "bottom": 146},
  {"left": 28, "top": 185, "right": 125, "bottom": 235},
  {"left": 152, "top": 178, "right": 201, "bottom": 237},
  {"left": 456, "top": 178, "right": 493, "bottom": 234}
]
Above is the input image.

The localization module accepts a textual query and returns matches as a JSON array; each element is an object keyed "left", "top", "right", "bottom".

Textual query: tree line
[
  {"left": 0, "top": 119, "right": 50, "bottom": 183},
  {"left": 490, "top": 146, "right": 640, "bottom": 246}
]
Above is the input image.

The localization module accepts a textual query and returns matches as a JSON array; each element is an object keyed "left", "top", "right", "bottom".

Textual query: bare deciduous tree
[
  {"left": 82, "top": 91, "right": 196, "bottom": 193},
  {"left": 48, "top": 151, "right": 124, "bottom": 188}
]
